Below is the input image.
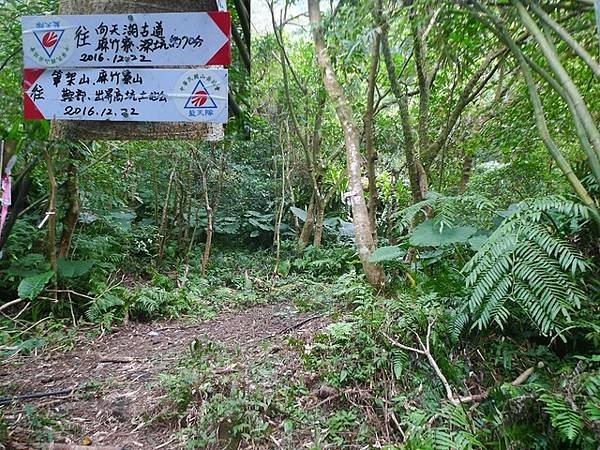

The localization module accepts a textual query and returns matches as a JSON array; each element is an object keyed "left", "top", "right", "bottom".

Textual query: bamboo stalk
[
  {"left": 527, "top": 0, "right": 600, "bottom": 78},
  {"left": 514, "top": 0, "right": 600, "bottom": 162},
  {"left": 481, "top": 8, "right": 600, "bottom": 225}
]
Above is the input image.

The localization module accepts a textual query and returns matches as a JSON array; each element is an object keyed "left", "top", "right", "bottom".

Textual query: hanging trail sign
[
  {"left": 21, "top": 12, "right": 231, "bottom": 68},
  {"left": 24, "top": 67, "right": 229, "bottom": 123}
]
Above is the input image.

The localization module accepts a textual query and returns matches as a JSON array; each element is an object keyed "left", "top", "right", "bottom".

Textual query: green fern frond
[
  {"left": 391, "top": 349, "right": 409, "bottom": 379},
  {"left": 539, "top": 393, "right": 583, "bottom": 441},
  {"left": 450, "top": 310, "right": 470, "bottom": 341},
  {"left": 464, "top": 196, "right": 592, "bottom": 336},
  {"left": 85, "top": 293, "right": 124, "bottom": 323},
  {"left": 393, "top": 193, "right": 496, "bottom": 234}
]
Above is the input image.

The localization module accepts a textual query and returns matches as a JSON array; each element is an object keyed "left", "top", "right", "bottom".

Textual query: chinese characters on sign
[
  {"left": 22, "top": 12, "right": 231, "bottom": 126},
  {"left": 22, "top": 12, "right": 231, "bottom": 68},
  {"left": 24, "top": 68, "right": 229, "bottom": 123}
]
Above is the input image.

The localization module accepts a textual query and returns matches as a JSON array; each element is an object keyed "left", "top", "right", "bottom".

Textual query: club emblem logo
[
  {"left": 25, "top": 18, "right": 74, "bottom": 67},
  {"left": 190, "top": 90, "right": 209, "bottom": 107},
  {"left": 41, "top": 31, "right": 59, "bottom": 48},
  {"left": 175, "top": 69, "right": 226, "bottom": 121},
  {"left": 184, "top": 80, "right": 217, "bottom": 110}
]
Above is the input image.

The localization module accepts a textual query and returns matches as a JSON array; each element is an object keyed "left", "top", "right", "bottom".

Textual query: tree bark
[
  {"left": 157, "top": 168, "right": 176, "bottom": 260},
  {"left": 376, "top": 3, "right": 427, "bottom": 203},
  {"left": 313, "top": 198, "right": 325, "bottom": 247},
  {"left": 299, "top": 192, "right": 316, "bottom": 250},
  {"left": 200, "top": 167, "right": 213, "bottom": 277},
  {"left": 364, "top": 30, "right": 381, "bottom": 243},
  {"left": 459, "top": 151, "right": 473, "bottom": 194},
  {"left": 274, "top": 127, "right": 287, "bottom": 274},
  {"left": 308, "top": 0, "right": 385, "bottom": 288},
  {"left": 58, "top": 147, "right": 80, "bottom": 258},
  {"left": 44, "top": 146, "right": 58, "bottom": 299},
  {"left": 54, "top": 0, "right": 223, "bottom": 141}
]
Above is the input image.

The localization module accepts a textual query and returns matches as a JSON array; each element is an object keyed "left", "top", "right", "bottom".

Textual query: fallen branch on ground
[
  {"left": 249, "top": 314, "right": 323, "bottom": 347},
  {"left": 382, "top": 319, "right": 543, "bottom": 405},
  {"left": 45, "top": 445, "right": 123, "bottom": 450},
  {"left": 0, "top": 298, "right": 24, "bottom": 312},
  {"left": 98, "top": 357, "right": 135, "bottom": 364},
  {"left": 0, "top": 385, "right": 90, "bottom": 405}
]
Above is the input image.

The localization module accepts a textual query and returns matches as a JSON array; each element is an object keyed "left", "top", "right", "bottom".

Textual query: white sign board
[
  {"left": 24, "top": 67, "right": 228, "bottom": 123},
  {"left": 21, "top": 12, "right": 231, "bottom": 68}
]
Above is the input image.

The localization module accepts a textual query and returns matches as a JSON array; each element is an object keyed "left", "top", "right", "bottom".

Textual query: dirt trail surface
[{"left": 0, "top": 302, "right": 329, "bottom": 449}]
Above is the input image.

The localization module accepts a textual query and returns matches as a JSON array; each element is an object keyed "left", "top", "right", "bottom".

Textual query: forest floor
[{"left": 0, "top": 301, "right": 330, "bottom": 449}]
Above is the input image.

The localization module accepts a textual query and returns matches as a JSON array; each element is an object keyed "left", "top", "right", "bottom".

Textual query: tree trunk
[
  {"left": 377, "top": 6, "right": 427, "bottom": 203},
  {"left": 54, "top": 0, "right": 223, "bottom": 141},
  {"left": 44, "top": 146, "right": 58, "bottom": 299},
  {"left": 299, "top": 192, "right": 316, "bottom": 250},
  {"left": 308, "top": 0, "right": 385, "bottom": 288},
  {"left": 480, "top": 7, "right": 600, "bottom": 224},
  {"left": 274, "top": 130, "right": 287, "bottom": 273},
  {"left": 59, "top": 148, "right": 80, "bottom": 258},
  {"left": 157, "top": 168, "right": 176, "bottom": 260},
  {"left": 528, "top": 0, "right": 600, "bottom": 78},
  {"left": 514, "top": 0, "right": 600, "bottom": 163},
  {"left": 200, "top": 169, "right": 213, "bottom": 277},
  {"left": 459, "top": 152, "right": 473, "bottom": 194},
  {"left": 364, "top": 31, "right": 381, "bottom": 243},
  {"left": 313, "top": 197, "right": 325, "bottom": 247}
]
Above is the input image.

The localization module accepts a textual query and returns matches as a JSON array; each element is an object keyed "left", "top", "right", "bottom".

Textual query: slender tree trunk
[
  {"left": 480, "top": 7, "right": 600, "bottom": 224},
  {"left": 44, "top": 146, "right": 58, "bottom": 299},
  {"left": 152, "top": 153, "right": 160, "bottom": 225},
  {"left": 524, "top": 54, "right": 600, "bottom": 182},
  {"left": 158, "top": 168, "right": 176, "bottom": 260},
  {"left": 308, "top": 0, "right": 385, "bottom": 288},
  {"left": 514, "top": 0, "right": 600, "bottom": 163},
  {"left": 364, "top": 31, "right": 381, "bottom": 243},
  {"left": 299, "top": 192, "right": 316, "bottom": 250},
  {"left": 313, "top": 198, "right": 325, "bottom": 247},
  {"left": 376, "top": 4, "right": 427, "bottom": 203},
  {"left": 528, "top": 0, "right": 600, "bottom": 78},
  {"left": 459, "top": 152, "right": 473, "bottom": 194},
  {"left": 200, "top": 167, "right": 213, "bottom": 277},
  {"left": 274, "top": 129, "right": 287, "bottom": 273},
  {"left": 59, "top": 148, "right": 80, "bottom": 258}
]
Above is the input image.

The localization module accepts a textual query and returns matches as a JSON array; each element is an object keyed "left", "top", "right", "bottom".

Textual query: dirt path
[{"left": 0, "top": 302, "right": 329, "bottom": 449}]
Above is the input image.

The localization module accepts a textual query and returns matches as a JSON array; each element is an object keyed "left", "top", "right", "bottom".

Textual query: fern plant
[
  {"left": 85, "top": 292, "right": 124, "bottom": 329},
  {"left": 463, "top": 196, "right": 593, "bottom": 336},
  {"left": 539, "top": 393, "right": 583, "bottom": 442},
  {"left": 393, "top": 192, "right": 496, "bottom": 234}
]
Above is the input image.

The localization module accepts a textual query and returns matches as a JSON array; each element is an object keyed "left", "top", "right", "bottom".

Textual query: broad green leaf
[
  {"left": 248, "top": 218, "right": 273, "bottom": 231},
  {"left": 289, "top": 206, "right": 307, "bottom": 222},
  {"left": 410, "top": 220, "right": 477, "bottom": 247},
  {"left": 324, "top": 217, "right": 340, "bottom": 228},
  {"left": 57, "top": 259, "right": 94, "bottom": 278},
  {"left": 368, "top": 246, "right": 406, "bottom": 263},
  {"left": 17, "top": 271, "right": 54, "bottom": 300}
]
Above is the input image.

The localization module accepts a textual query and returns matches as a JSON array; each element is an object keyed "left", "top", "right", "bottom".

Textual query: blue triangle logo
[
  {"left": 184, "top": 79, "right": 218, "bottom": 110},
  {"left": 33, "top": 29, "right": 65, "bottom": 58}
]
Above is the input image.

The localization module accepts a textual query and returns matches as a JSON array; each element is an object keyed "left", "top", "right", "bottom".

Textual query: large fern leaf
[{"left": 463, "top": 196, "right": 592, "bottom": 336}]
